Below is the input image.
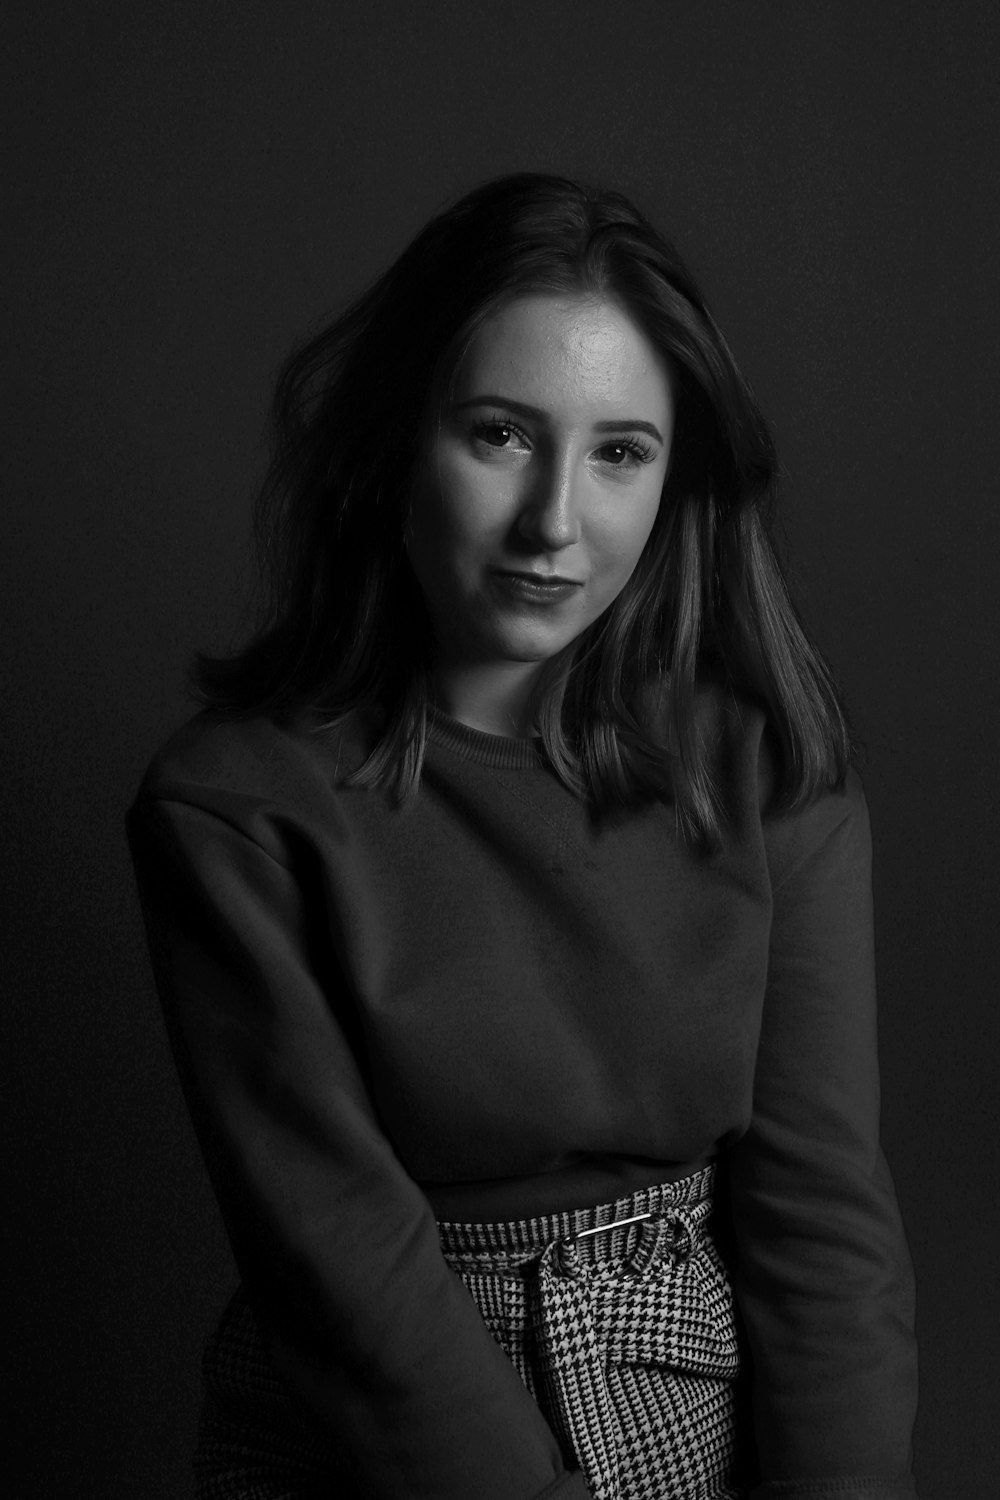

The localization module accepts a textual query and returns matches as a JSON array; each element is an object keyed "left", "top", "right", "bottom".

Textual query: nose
[{"left": 514, "top": 449, "right": 582, "bottom": 551}]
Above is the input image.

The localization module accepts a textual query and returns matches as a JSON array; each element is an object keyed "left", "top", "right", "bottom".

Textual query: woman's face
[{"left": 405, "top": 293, "right": 676, "bottom": 679}]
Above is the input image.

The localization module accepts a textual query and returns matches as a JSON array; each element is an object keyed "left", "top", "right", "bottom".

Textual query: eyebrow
[{"left": 452, "top": 395, "right": 665, "bottom": 446}]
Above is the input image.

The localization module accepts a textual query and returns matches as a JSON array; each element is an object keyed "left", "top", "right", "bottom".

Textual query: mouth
[
  {"left": 491, "top": 570, "right": 584, "bottom": 604},
  {"left": 495, "top": 570, "right": 583, "bottom": 586}
]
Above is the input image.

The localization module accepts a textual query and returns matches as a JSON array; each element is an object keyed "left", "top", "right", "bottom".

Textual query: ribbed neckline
[{"left": 427, "top": 704, "right": 547, "bottom": 770}]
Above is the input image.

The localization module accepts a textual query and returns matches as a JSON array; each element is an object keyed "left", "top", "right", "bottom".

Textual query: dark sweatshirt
[{"left": 127, "top": 686, "right": 920, "bottom": 1499}]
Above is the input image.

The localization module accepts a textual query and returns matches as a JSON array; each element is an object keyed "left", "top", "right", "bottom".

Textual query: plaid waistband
[
  {"left": 437, "top": 1161, "right": 717, "bottom": 1275},
  {"left": 437, "top": 1162, "right": 735, "bottom": 1499}
]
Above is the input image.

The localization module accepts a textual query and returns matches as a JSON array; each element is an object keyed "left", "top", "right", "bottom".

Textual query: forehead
[{"left": 450, "top": 294, "right": 674, "bottom": 416}]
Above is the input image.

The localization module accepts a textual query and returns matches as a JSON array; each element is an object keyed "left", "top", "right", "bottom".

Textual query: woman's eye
[
  {"left": 596, "top": 440, "right": 651, "bottom": 469},
  {"left": 468, "top": 423, "right": 652, "bottom": 466},
  {"left": 471, "top": 418, "right": 528, "bottom": 451}
]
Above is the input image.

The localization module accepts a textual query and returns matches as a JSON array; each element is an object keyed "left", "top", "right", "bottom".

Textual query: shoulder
[
  {"left": 762, "top": 765, "right": 872, "bottom": 899},
  {"left": 673, "top": 674, "right": 870, "bottom": 872},
  {"left": 130, "top": 705, "right": 378, "bottom": 857},
  {"left": 655, "top": 672, "right": 772, "bottom": 818}
]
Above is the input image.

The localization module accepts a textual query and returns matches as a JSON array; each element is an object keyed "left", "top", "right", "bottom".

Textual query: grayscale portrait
[{"left": 6, "top": 4, "right": 997, "bottom": 1497}]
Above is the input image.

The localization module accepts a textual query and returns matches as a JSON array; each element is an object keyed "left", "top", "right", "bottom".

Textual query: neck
[{"left": 429, "top": 659, "right": 545, "bottom": 739}]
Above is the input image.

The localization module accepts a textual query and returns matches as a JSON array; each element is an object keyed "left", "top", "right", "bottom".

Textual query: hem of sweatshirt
[{"left": 749, "top": 1475, "right": 917, "bottom": 1498}]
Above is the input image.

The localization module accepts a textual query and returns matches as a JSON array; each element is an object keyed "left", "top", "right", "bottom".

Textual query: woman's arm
[
  {"left": 729, "top": 769, "right": 920, "bottom": 1499},
  {"left": 128, "top": 790, "right": 588, "bottom": 1500}
]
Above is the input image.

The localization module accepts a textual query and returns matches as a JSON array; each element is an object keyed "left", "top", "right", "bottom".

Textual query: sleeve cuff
[{"left": 750, "top": 1477, "right": 918, "bottom": 1499}]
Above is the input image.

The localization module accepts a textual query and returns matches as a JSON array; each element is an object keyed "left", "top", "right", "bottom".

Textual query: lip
[
  {"left": 491, "top": 570, "right": 584, "bottom": 606},
  {"left": 495, "top": 570, "right": 583, "bottom": 586}
]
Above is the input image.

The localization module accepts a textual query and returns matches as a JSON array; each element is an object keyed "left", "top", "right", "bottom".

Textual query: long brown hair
[{"left": 194, "top": 173, "right": 851, "bottom": 843}]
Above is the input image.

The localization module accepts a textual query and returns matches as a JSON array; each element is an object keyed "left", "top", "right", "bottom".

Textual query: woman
[{"left": 128, "top": 173, "right": 921, "bottom": 1499}]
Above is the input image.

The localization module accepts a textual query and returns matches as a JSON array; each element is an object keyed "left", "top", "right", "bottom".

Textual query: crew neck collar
[{"left": 426, "top": 704, "right": 546, "bottom": 770}]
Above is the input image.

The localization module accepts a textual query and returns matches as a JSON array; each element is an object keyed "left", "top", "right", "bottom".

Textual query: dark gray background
[{"left": 5, "top": 3, "right": 997, "bottom": 1495}]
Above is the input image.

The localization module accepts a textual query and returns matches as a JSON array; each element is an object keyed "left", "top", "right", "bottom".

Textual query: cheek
[
  {"left": 406, "top": 467, "right": 497, "bottom": 596},
  {"left": 594, "top": 487, "right": 663, "bottom": 577},
  {"left": 420, "top": 459, "right": 510, "bottom": 554},
  {"left": 407, "top": 469, "right": 461, "bottom": 559}
]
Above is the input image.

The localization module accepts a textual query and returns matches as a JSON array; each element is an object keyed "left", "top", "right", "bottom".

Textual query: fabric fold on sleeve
[
  {"left": 127, "top": 790, "right": 582, "bottom": 1500},
  {"left": 729, "top": 769, "right": 919, "bottom": 1493}
]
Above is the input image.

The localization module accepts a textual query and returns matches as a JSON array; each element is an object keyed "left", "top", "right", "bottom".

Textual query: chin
[{"left": 487, "top": 624, "right": 578, "bottom": 662}]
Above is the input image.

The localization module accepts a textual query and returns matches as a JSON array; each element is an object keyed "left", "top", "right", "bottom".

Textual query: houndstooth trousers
[{"left": 194, "top": 1164, "right": 752, "bottom": 1498}]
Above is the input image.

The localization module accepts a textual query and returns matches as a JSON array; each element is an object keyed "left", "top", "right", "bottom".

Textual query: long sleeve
[
  {"left": 127, "top": 791, "right": 588, "bottom": 1500},
  {"left": 729, "top": 770, "right": 919, "bottom": 1499}
]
